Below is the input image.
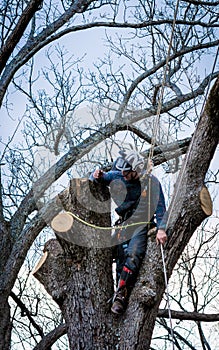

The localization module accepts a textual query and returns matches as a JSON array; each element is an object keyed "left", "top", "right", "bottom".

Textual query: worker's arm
[
  {"left": 152, "top": 176, "right": 168, "bottom": 245},
  {"left": 89, "top": 169, "right": 117, "bottom": 186}
]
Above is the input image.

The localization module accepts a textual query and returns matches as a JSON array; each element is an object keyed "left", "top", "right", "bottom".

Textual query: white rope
[
  {"left": 146, "top": 2, "right": 181, "bottom": 347},
  {"left": 160, "top": 244, "right": 176, "bottom": 349},
  {"left": 159, "top": 28, "right": 219, "bottom": 350},
  {"left": 148, "top": 0, "right": 181, "bottom": 163}
]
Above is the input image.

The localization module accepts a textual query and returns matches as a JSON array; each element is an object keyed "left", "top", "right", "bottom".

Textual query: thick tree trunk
[
  {"left": 0, "top": 297, "right": 12, "bottom": 350},
  {"left": 0, "top": 222, "right": 13, "bottom": 350},
  {"left": 118, "top": 76, "right": 219, "bottom": 349},
  {"left": 34, "top": 77, "right": 219, "bottom": 349},
  {"left": 34, "top": 179, "right": 118, "bottom": 349}
]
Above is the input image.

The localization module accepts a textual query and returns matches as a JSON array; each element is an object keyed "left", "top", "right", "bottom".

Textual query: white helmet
[{"left": 115, "top": 150, "right": 145, "bottom": 172}]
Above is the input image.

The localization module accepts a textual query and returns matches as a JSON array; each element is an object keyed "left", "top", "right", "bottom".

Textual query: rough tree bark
[
  {"left": 117, "top": 76, "right": 219, "bottom": 349},
  {"left": 0, "top": 222, "right": 13, "bottom": 350},
  {"left": 34, "top": 77, "right": 219, "bottom": 350},
  {"left": 34, "top": 180, "right": 118, "bottom": 349},
  {"left": 0, "top": 131, "right": 191, "bottom": 350}
]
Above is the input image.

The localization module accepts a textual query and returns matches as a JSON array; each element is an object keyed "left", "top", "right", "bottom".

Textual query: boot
[
  {"left": 111, "top": 286, "right": 128, "bottom": 315},
  {"left": 111, "top": 266, "right": 135, "bottom": 315}
]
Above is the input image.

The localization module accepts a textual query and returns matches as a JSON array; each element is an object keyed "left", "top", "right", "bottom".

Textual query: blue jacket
[{"left": 89, "top": 170, "right": 167, "bottom": 230}]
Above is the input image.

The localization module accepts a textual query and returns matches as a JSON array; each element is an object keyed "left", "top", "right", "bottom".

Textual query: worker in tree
[{"left": 90, "top": 150, "right": 167, "bottom": 315}]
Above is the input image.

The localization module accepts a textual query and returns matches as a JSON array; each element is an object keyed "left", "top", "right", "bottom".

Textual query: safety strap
[{"left": 66, "top": 211, "right": 151, "bottom": 231}]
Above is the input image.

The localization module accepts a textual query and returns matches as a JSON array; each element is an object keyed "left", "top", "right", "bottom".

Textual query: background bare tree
[
  {"left": 154, "top": 221, "right": 219, "bottom": 349},
  {"left": 0, "top": 0, "right": 219, "bottom": 349}
]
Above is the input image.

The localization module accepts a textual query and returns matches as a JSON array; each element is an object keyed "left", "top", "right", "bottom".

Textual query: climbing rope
[
  {"left": 156, "top": 43, "right": 219, "bottom": 350},
  {"left": 148, "top": 0, "right": 180, "bottom": 164},
  {"left": 157, "top": 20, "right": 219, "bottom": 350},
  {"left": 53, "top": 4, "right": 218, "bottom": 348},
  {"left": 160, "top": 244, "right": 176, "bottom": 349},
  {"left": 146, "top": 1, "right": 181, "bottom": 347}
]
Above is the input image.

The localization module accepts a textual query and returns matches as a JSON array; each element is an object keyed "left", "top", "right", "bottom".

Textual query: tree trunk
[
  {"left": 34, "top": 77, "right": 219, "bottom": 349},
  {"left": 118, "top": 76, "right": 219, "bottom": 348},
  {"left": 0, "top": 297, "right": 12, "bottom": 350},
  {"left": 34, "top": 179, "right": 118, "bottom": 349},
  {"left": 0, "top": 222, "right": 13, "bottom": 350}
]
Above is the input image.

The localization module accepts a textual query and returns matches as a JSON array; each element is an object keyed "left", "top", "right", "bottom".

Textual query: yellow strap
[{"left": 66, "top": 211, "right": 150, "bottom": 231}]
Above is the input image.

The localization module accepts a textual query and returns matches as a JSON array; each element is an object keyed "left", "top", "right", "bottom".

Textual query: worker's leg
[
  {"left": 115, "top": 240, "right": 129, "bottom": 284},
  {"left": 111, "top": 225, "right": 149, "bottom": 315},
  {"left": 125, "top": 224, "right": 149, "bottom": 273}
]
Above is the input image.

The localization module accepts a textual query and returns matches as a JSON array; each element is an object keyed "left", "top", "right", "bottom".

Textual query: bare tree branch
[
  {"left": 182, "top": 0, "right": 219, "bottom": 5},
  {"left": 10, "top": 291, "right": 44, "bottom": 337},
  {"left": 33, "top": 324, "right": 66, "bottom": 350},
  {"left": 0, "top": 21, "right": 218, "bottom": 108},
  {"left": 0, "top": 0, "right": 43, "bottom": 74},
  {"left": 158, "top": 309, "right": 219, "bottom": 322}
]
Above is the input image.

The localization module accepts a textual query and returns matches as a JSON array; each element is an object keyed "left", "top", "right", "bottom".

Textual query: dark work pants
[{"left": 115, "top": 224, "right": 155, "bottom": 282}]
